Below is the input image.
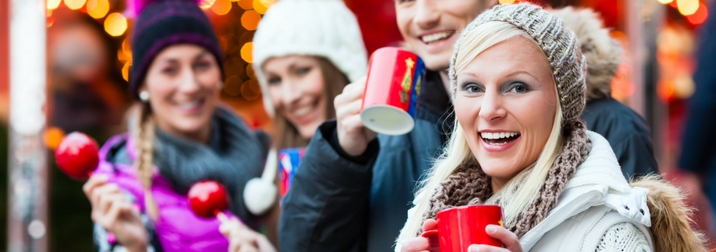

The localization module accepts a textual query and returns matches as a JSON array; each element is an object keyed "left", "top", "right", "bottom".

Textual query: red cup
[
  {"left": 360, "top": 47, "right": 425, "bottom": 135},
  {"left": 421, "top": 205, "right": 505, "bottom": 252}
]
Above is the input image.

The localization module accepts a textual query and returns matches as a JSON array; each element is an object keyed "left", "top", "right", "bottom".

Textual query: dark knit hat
[{"left": 129, "top": 0, "right": 224, "bottom": 100}]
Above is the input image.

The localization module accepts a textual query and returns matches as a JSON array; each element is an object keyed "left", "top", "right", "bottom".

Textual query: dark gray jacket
[{"left": 280, "top": 71, "right": 452, "bottom": 251}]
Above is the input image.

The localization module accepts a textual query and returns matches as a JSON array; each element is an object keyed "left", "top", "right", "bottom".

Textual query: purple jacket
[{"left": 94, "top": 134, "right": 235, "bottom": 251}]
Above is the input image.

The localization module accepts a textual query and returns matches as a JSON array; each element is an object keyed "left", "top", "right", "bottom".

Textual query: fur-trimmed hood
[{"left": 551, "top": 7, "right": 621, "bottom": 102}]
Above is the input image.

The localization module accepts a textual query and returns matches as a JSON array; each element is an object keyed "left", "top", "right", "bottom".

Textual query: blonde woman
[{"left": 398, "top": 3, "right": 704, "bottom": 252}]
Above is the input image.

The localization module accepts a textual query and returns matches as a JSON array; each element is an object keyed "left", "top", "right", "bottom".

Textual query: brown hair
[{"left": 272, "top": 57, "right": 349, "bottom": 150}]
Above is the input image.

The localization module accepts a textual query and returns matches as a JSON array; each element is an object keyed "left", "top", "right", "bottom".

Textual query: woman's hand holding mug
[{"left": 334, "top": 76, "right": 378, "bottom": 157}]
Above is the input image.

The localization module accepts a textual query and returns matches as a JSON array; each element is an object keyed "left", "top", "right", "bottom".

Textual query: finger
[
  {"left": 336, "top": 99, "right": 364, "bottom": 122},
  {"left": 485, "top": 225, "right": 522, "bottom": 252},
  {"left": 421, "top": 219, "right": 438, "bottom": 232},
  {"left": 255, "top": 235, "right": 277, "bottom": 252},
  {"left": 101, "top": 199, "right": 131, "bottom": 227},
  {"left": 91, "top": 183, "right": 120, "bottom": 207},
  {"left": 83, "top": 175, "right": 109, "bottom": 201},
  {"left": 335, "top": 81, "right": 365, "bottom": 108},
  {"left": 340, "top": 113, "right": 367, "bottom": 136},
  {"left": 400, "top": 237, "right": 430, "bottom": 252},
  {"left": 97, "top": 192, "right": 124, "bottom": 217},
  {"left": 467, "top": 244, "right": 510, "bottom": 252}
]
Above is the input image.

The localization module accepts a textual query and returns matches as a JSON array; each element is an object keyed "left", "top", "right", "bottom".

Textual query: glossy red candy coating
[
  {"left": 188, "top": 180, "right": 229, "bottom": 218},
  {"left": 54, "top": 132, "right": 100, "bottom": 180}
]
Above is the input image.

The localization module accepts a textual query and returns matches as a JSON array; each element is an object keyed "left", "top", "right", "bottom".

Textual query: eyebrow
[
  {"left": 504, "top": 70, "right": 540, "bottom": 83},
  {"left": 158, "top": 51, "right": 212, "bottom": 63}
]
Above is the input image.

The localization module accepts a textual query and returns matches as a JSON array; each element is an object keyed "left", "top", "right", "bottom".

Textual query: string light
[
  {"left": 104, "top": 13, "right": 128, "bottom": 37},
  {"left": 44, "top": 127, "right": 66, "bottom": 150},
  {"left": 241, "top": 42, "right": 253, "bottom": 63},
  {"left": 238, "top": 0, "right": 253, "bottom": 10},
  {"left": 241, "top": 10, "right": 261, "bottom": 31},
  {"left": 253, "top": 0, "right": 268, "bottom": 14},
  {"left": 241, "top": 80, "right": 261, "bottom": 100},
  {"left": 87, "top": 0, "right": 109, "bottom": 19},
  {"left": 687, "top": 2, "right": 708, "bottom": 25},
  {"left": 657, "top": 0, "right": 673, "bottom": 4},
  {"left": 212, "top": 0, "right": 232, "bottom": 15},
  {"left": 64, "top": 0, "right": 87, "bottom": 10},
  {"left": 47, "top": 0, "right": 61, "bottom": 10},
  {"left": 499, "top": 0, "right": 516, "bottom": 4},
  {"left": 677, "top": 0, "right": 699, "bottom": 16},
  {"left": 200, "top": 0, "right": 216, "bottom": 9}
]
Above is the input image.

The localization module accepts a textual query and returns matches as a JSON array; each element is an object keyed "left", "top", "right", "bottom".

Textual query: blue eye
[
  {"left": 506, "top": 82, "right": 530, "bottom": 93},
  {"left": 296, "top": 67, "right": 311, "bottom": 76},
  {"left": 462, "top": 83, "right": 483, "bottom": 93}
]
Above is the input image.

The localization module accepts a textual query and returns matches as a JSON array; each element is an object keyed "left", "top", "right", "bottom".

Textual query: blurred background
[{"left": 0, "top": 0, "right": 712, "bottom": 250}]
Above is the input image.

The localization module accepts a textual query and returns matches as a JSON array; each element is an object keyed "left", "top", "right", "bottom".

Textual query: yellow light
[
  {"left": 241, "top": 42, "right": 253, "bottom": 63},
  {"left": 104, "top": 13, "right": 128, "bottom": 37},
  {"left": 499, "top": 0, "right": 516, "bottom": 4},
  {"left": 122, "top": 63, "right": 131, "bottom": 81},
  {"left": 241, "top": 10, "right": 261, "bottom": 31},
  {"left": 64, "top": 0, "right": 87, "bottom": 10},
  {"left": 212, "top": 0, "right": 232, "bottom": 15},
  {"left": 44, "top": 127, "right": 66, "bottom": 150},
  {"left": 677, "top": 0, "right": 699, "bottom": 15},
  {"left": 258, "top": 0, "right": 275, "bottom": 8},
  {"left": 200, "top": 0, "right": 216, "bottom": 9},
  {"left": 87, "top": 0, "right": 109, "bottom": 19},
  {"left": 238, "top": 0, "right": 253, "bottom": 10},
  {"left": 224, "top": 76, "right": 243, "bottom": 96},
  {"left": 48, "top": 0, "right": 61, "bottom": 10},
  {"left": 253, "top": 0, "right": 268, "bottom": 14},
  {"left": 658, "top": 0, "right": 673, "bottom": 4}
]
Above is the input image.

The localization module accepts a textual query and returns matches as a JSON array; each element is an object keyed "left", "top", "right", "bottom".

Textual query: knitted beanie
[
  {"left": 449, "top": 3, "right": 587, "bottom": 123},
  {"left": 551, "top": 7, "right": 621, "bottom": 102},
  {"left": 129, "top": 0, "right": 224, "bottom": 100},
  {"left": 252, "top": 0, "right": 367, "bottom": 116}
]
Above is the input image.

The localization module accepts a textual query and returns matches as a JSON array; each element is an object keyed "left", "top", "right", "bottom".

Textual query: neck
[
  {"left": 439, "top": 70, "right": 451, "bottom": 95},
  {"left": 491, "top": 178, "right": 506, "bottom": 192}
]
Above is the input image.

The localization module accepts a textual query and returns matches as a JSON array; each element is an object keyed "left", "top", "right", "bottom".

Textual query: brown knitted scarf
[{"left": 422, "top": 121, "right": 592, "bottom": 238}]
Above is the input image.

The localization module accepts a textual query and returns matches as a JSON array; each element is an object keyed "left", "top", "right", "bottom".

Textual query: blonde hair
[
  {"left": 398, "top": 21, "right": 565, "bottom": 241},
  {"left": 129, "top": 102, "right": 159, "bottom": 219}
]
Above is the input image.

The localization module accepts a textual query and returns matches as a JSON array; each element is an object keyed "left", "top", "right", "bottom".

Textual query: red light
[{"left": 687, "top": 2, "right": 708, "bottom": 25}]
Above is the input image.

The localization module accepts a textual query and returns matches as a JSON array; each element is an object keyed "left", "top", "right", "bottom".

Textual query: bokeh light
[
  {"left": 224, "top": 76, "right": 244, "bottom": 96},
  {"left": 687, "top": 2, "right": 708, "bottom": 25},
  {"left": 238, "top": 0, "right": 253, "bottom": 10},
  {"left": 241, "top": 80, "right": 261, "bottom": 100},
  {"left": 258, "top": 0, "right": 275, "bottom": 7},
  {"left": 499, "top": 0, "right": 516, "bottom": 4},
  {"left": 658, "top": 0, "right": 673, "bottom": 4},
  {"left": 87, "top": 0, "right": 109, "bottom": 19},
  {"left": 253, "top": 0, "right": 268, "bottom": 14},
  {"left": 212, "top": 0, "right": 232, "bottom": 15},
  {"left": 200, "top": 0, "right": 216, "bottom": 9},
  {"left": 241, "top": 42, "right": 253, "bottom": 63},
  {"left": 64, "top": 0, "right": 87, "bottom": 10},
  {"left": 241, "top": 10, "right": 261, "bottom": 31},
  {"left": 246, "top": 64, "right": 256, "bottom": 79},
  {"left": 224, "top": 57, "right": 246, "bottom": 77},
  {"left": 122, "top": 63, "right": 131, "bottom": 81},
  {"left": 48, "top": 0, "right": 62, "bottom": 10},
  {"left": 104, "top": 13, "right": 128, "bottom": 37},
  {"left": 677, "top": 0, "right": 699, "bottom": 16},
  {"left": 44, "top": 127, "right": 65, "bottom": 150}
]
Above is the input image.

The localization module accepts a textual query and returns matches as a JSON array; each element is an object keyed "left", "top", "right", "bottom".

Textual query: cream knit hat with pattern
[
  {"left": 253, "top": 0, "right": 367, "bottom": 117},
  {"left": 450, "top": 3, "right": 587, "bottom": 123}
]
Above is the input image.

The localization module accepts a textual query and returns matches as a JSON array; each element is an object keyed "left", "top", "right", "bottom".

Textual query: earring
[{"left": 139, "top": 91, "right": 150, "bottom": 102}]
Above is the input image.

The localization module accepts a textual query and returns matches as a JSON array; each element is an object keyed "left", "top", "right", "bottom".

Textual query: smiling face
[
  {"left": 263, "top": 55, "right": 328, "bottom": 139},
  {"left": 395, "top": 0, "right": 497, "bottom": 71},
  {"left": 140, "top": 44, "right": 222, "bottom": 142},
  {"left": 454, "top": 36, "right": 558, "bottom": 187}
]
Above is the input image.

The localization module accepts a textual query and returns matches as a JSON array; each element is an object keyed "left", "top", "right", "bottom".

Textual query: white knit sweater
[{"left": 596, "top": 223, "right": 651, "bottom": 252}]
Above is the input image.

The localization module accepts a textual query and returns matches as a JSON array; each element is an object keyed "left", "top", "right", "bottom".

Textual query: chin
[{"left": 421, "top": 54, "right": 451, "bottom": 71}]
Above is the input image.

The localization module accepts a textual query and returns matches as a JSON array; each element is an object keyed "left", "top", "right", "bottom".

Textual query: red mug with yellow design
[
  {"left": 421, "top": 205, "right": 505, "bottom": 252},
  {"left": 360, "top": 47, "right": 425, "bottom": 135}
]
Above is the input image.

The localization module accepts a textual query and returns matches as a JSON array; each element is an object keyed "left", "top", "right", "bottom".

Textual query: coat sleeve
[
  {"left": 613, "top": 134, "right": 659, "bottom": 179},
  {"left": 279, "top": 120, "right": 380, "bottom": 252}
]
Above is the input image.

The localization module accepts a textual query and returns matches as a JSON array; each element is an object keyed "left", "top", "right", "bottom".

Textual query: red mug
[
  {"left": 360, "top": 47, "right": 425, "bottom": 135},
  {"left": 421, "top": 205, "right": 505, "bottom": 252}
]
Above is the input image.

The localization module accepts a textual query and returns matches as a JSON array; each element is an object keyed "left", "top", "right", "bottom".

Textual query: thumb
[{"left": 422, "top": 219, "right": 438, "bottom": 232}]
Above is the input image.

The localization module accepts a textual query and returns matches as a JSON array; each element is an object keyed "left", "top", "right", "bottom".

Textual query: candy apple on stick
[
  {"left": 54, "top": 132, "right": 100, "bottom": 180},
  {"left": 188, "top": 180, "right": 231, "bottom": 222}
]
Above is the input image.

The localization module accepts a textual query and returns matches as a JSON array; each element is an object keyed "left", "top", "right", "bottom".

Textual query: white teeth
[
  {"left": 293, "top": 106, "right": 314, "bottom": 117},
  {"left": 177, "top": 101, "right": 200, "bottom": 109},
  {"left": 480, "top": 132, "right": 519, "bottom": 140},
  {"left": 421, "top": 31, "right": 453, "bottom": 44}
]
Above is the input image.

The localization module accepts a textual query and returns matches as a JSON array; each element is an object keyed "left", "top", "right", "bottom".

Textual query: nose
[
  {"left": 479, "top": 90, "right": 507, "bottom": 122},
  {"left": 177, "top": 67, "right": 201, "bottom": 94},
  {"left": 414, "top": 0, "right": 440, "bottom": 30},
  {"left": 280, "top": 78, "right": 302, "bottom": 106}
]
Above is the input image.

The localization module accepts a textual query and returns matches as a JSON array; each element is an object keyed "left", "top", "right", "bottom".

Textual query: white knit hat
[{"left": 253, "top": 0, "right": 368, "bottom": 116}]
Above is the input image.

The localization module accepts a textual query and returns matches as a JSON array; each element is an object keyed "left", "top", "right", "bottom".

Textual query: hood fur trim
[
  {"left": 552, "top": 7, "right": 621, "bottom": 102},
  {"left": 630, "top": 174, "right": 707, "bottom": 252}
]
